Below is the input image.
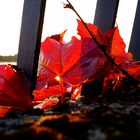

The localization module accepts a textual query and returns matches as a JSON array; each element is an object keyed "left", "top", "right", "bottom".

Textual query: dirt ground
[{"left": 0, "top": 80, "right": 140, "bottom": 140}]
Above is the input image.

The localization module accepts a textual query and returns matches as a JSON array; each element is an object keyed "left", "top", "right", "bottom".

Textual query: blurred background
[{"left": 0, "top": 0, "right": 138, "bottom": 63}]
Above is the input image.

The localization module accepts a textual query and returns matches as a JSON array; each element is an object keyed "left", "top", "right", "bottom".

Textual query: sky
[{"left": 0, "top": 0, "right": 138, "bottom": 56}]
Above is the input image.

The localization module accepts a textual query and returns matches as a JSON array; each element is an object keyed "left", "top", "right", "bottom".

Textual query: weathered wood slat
[
  {"left": 129, "top": 1, "right": 140, "bottom": 60},
  {"left": 94, "top": 0, "right": 119, "bottom": 33},
  {"left": 17, "top": 0, "right": 46, "bottom": 90}
]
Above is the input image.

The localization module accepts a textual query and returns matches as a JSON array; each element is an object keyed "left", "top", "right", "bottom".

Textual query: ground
[{"left": 0, "top": 80, "right": 140, "bottom": 140}]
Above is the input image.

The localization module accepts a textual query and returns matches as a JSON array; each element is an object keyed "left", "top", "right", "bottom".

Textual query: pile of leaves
[
  {"left": 33, "top": 19, "right": 140, "bottom": 108},
  {"left": 0, "top": 19, "right": 140, "bottom": 117}
]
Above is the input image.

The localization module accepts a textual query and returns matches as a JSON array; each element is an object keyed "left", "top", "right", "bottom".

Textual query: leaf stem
[
  {"left": 60, "top": 76, "right": 64, "bottom": 101},
  {"left": 65, "top": 0, "right": 139, "bottom": 83}
]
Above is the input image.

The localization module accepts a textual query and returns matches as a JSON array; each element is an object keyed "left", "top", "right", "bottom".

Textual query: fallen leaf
[
  {"left": 0, "top": 64, "right": 32, "bottom": 110},
  {"left": 102, "top": 27, "right": 127, "bottom": 64},
  {"left": 34, "top": 29, "right": 107, "bottom": 102},
  {"left": 33, "top": 85, "right": 65, "bottom": 101},
  {"left": 0, "top": 106, "right": 12, "bottom": 118}
]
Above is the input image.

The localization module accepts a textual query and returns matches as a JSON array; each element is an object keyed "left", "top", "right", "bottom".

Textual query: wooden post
[
  {"left": 17, "top": 0, "right": 46, "bottom": 91},
  {"left": 94, "top": 0, "right": 119, "bottom": 33},
  {"left": 82, "top": 0, "right": 120, "bottom": 99},
  {"left": 129, "top": 1, "right": 140, "bottom": 60}
]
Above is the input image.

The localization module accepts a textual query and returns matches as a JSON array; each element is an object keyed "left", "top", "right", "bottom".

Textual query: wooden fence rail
[
  {"left": 17, "top": 0, "right": 46, "bottom": 90},
  {"left": 129, "top": 0, "right": 140, "bottom": 60}
]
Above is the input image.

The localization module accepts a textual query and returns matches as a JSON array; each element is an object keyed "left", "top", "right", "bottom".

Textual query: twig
[{"left": 64, "top": 0, "right": 140, "bottom": 83}]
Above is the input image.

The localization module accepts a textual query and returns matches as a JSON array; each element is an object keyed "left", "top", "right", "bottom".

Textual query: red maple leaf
[
  {"left": 34, "top": 22, "right": 108, "bottom": 104},
  {"left": 0, "top": 64, "right": 32, "bottom": 111},
  {"left": 102, "top": 27, "right": 127, "bottom": 64},
  {"left": 77, "top": 20, "right": 127, "bottom": 64},
  {"left": 101, "top": 27, "right": 140, "bottom": 92}
]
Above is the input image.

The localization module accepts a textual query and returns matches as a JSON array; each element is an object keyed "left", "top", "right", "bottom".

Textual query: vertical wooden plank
[
  {"left": 129, "top": 1, "right": 140, "bottom": 60},
  {"left": 82, "top": 0, "right": 120, "bottom": 99},
  {"left": 94, "top": 0, "right": 119, "bottom": 33},
  {"left": 17, "top": 0, "right": 46, "bottom": 90}
]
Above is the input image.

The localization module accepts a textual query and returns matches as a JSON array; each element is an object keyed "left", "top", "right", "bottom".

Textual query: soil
[{"left": 0, "top": 80, "right": 140, "bottom": 140}]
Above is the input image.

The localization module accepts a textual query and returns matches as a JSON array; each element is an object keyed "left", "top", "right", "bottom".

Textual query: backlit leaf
[{"left": 0, "top": 64, "right": 32, "bottom": 110}]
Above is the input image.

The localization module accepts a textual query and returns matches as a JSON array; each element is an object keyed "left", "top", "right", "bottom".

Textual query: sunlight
[
  {"left": 41, "top": 0, "right": 97, "bottom": 42},
  {"left": 0, "top": 0, "right": 24, "bottom": 56},
  {"left": 116, "top": 0, "right": 138, "bottom": 52},
  {"left": 0, "top": 0, "right": 138, "bottom": 56},
  {"left": 55, "top": 76, "right": 61, "bottom": 82}
]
